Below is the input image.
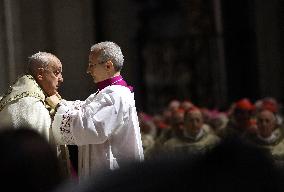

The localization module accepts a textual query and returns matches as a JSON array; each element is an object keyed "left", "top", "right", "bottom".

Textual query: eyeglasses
[{"left": 88, "top": 60, "right": 107, "bottom": 68}]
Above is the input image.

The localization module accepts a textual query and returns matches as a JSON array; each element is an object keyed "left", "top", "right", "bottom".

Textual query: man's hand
[{"left": 46, "top": 95, "right": 61, "bottom": 109}]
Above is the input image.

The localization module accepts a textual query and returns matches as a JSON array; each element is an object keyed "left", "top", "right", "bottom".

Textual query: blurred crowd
[
  {"left": 138, "top": 97, "right": 284, "bottom": 166},
  {"left": 1, "top": 96, "right": 284, "bottom": 191}
]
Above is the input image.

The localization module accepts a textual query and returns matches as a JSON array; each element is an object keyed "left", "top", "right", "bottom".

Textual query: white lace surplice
[{"left": 52, "top": 85, "right": 144, "bottom": 180}]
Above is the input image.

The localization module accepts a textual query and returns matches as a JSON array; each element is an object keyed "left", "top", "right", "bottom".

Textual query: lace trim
[
  {"left": 59, "top": 101, "right": 84, "bottom": 145},
  {"left": 60, "top": 109, "right": 76, "bottom": 144}
]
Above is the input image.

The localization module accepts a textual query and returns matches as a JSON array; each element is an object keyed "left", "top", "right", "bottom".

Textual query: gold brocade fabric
[
  {"left": 0, "top": 74, "right": 73, "bottom": 178},
  {"left": 58, "top": 145, "right": 72, "bottom": 179},
  {"left": 0, "top": 75, "right": 46, "bottom": 111}
]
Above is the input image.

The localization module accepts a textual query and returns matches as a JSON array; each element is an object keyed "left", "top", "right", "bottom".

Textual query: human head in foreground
[{"left": 0, "top": 127, "right": 63, "bottom": 192}]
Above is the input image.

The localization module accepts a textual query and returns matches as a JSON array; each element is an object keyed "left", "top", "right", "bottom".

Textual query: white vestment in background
[{"left": 52, "top": 85, "right": 144, "bottom": 180}]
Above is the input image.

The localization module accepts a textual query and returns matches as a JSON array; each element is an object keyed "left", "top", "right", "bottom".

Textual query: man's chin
[{"left": 49, "top": 89, "right": 58, "bottom": 96}]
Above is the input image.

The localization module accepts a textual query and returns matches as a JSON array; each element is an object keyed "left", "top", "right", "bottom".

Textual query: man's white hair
[
  {"left": 90, "top": 41, "right": 124, "bottom": 71},
  {"left": 27, "top": 52, "right": 59, "bottom": 75}
]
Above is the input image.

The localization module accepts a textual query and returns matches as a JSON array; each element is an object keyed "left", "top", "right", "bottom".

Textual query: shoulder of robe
[
  {"left": 17, "top": 96, "right": 45, "bottom": 106},
  {"left": 104, "top": 86, "right": 133, "bottom": 101}
]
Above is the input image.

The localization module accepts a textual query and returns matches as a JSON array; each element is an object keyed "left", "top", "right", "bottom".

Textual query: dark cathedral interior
[
  {"left": 1, "top": 0, "right": 283, "bottom": 114},
  {"left": 1, "top": 1, "right": 284, "bottom": 191}
]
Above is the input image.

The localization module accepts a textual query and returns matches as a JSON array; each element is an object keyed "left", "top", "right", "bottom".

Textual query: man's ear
[
  {"left": 105, "top": 60, "right": 114, "bottom": 70},
  {"left": 35, "top": 67, "right": 45, "bottom": 81}
]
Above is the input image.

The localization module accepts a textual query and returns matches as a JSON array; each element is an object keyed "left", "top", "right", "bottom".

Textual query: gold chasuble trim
[{"left": 0, "top": 75, "right": 46, "bottom": 111}]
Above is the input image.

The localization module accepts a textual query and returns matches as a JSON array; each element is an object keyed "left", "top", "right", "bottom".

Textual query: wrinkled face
[
  {"left": 184, "top": 110, "right": 203, "bottom": 135},
  {"left": 87, "top": 51, "right": 109, "bottom": 83},
  {"left": 257, "top": 110, "right": 276, "bottom": 138},
  {"left": 38, "top": 59, "right": 63, "bottom": 96}
]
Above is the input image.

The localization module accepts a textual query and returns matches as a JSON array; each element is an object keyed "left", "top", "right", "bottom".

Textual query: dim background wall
[
  {"left": 0, "top": 0, "right": 284, "bottom": 114},
  {"left": 0, "top": 0, "right": 95, "bottom": 100}
]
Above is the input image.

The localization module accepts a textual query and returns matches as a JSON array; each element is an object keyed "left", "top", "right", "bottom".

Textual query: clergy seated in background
[
  {"left": 138, "top": 112, "right": 156, "bottom": 159},
  {"left": 247, "top": 108, "right": 284, "bottom": 168},
  {"left": 46, "top": 41, "right": 144, "bottom": 181},
  {"left": 163, "top": 107, "right": 220, "bottom": 157},
  {"left": 0, "top": 52, "right": 72, "bottom": 178},
  {"left": 219, "top": 98, "right": 257, "bottom": 139},
  {"left": 155, "top": 108, "right": 185, "bottom": 146},
  {"left": 146, "top": 107, "right": 185, "bottom": 159},
  {"left": 55, "top": 132, "right": 284, "bottom": 192},
  {"left": 208, "top": 111, "right": 229, "bottom": 137},
  {"left": 255, "top": 97, "right": 283, "bottom": 126}
]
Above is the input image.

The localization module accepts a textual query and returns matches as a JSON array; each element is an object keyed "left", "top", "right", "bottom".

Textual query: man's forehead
[
  {"left": 258, "top": 110, "right": 274, "bottom": 118},
  {"left": 49, "top": 59, "right": 62, "bottom": 69},
  {"left": 89, "top": 51, "right": 100, "bottom": 59}
]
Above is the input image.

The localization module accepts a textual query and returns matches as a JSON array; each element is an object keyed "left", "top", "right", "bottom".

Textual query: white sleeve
[{"left": 52, "top": 93, "right": 123, "bottom": 146}]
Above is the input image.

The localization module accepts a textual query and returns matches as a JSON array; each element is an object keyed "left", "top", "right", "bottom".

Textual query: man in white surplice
[{"left": 47, "top": 41, "right": 144, "bottom": 180}]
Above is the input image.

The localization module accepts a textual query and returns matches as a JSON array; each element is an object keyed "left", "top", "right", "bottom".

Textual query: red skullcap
[
  {"left": 235, "top": 98, "right": 255, "bottom": 111},
  {"left": 261, "top": 100, "right": 278, "bottom": 113},
  {"left": 157, "top": 122, "right": 168, "bottom": 129}
]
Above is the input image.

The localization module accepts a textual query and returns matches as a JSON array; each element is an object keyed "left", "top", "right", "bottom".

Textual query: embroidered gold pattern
[{"left": 0, "top": 75, "right": 46, "bottom": 111}]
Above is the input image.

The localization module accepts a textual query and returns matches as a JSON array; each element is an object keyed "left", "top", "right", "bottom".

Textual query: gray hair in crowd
[
  {"left": 90, "top": 41, "right": 124, "bottom": 72},
  {"left": 27, "top": 52, "right": 59, "bottom": 76}
]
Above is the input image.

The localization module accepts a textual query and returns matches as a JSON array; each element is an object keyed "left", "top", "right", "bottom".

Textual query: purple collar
[{"left": 96, "top": 75, "right": 133, "bottom": 92}]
